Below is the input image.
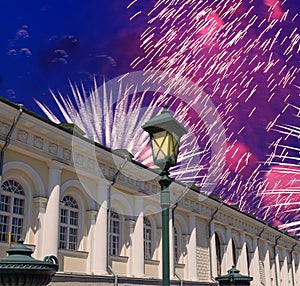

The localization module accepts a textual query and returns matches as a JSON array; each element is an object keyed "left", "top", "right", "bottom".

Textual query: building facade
[{"left": 0, "top": 98, "right": 299, "bottom": 286}]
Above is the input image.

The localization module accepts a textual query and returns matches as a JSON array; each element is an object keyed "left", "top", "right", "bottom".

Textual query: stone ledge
[{"left": 51, "top": 273, "right": 218, "bottom": 286}]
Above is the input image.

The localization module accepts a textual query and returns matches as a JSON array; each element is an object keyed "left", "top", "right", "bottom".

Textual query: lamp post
[{"left": 142, "top": 105, "right": 187, "bottom": 286}]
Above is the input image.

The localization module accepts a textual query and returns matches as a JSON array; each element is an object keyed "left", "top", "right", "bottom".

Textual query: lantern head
[{"left": 142, "top": 105, "right": 187, "bottom": 171}]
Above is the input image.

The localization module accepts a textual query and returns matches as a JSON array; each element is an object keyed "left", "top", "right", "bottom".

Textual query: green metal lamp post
[
  {"left": 142, "top": 105, "right": 187, "bottom": 286},
  {"left": 0, "top": 239, "right": 58, "bottom": 286}
]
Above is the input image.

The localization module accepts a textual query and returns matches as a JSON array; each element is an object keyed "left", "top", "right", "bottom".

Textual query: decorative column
[
  {"left": 86, "top": 210, "right": 97, "bottom": 274},
  {"left": 237, "top": 232, "right": 248, "bottom": 275},
  {"left": 126, "top": 219, "right": 136, "bottom": 276},
  {"left": 32, "top": 197, "right": 48, "bottom": 260},
  {"left": 186, "top": 214, "right": 198, "bottom": 281},
  {"left": 210, "top": 220, "right": 218, "bottom": 279},
  {"left": 274, "top": 243, "right": 281, "bottom": 286},
  {"left": 131, "top": 205, "right": 144, "bottom": 277},
  {"left": 42, "top": 163, "right": 61, "bottom": 257},
  {"left": 89, "top": 183, "right": 108, "bottom": 275},
  {"left": 251, "top": 238, "right": 261, "bottom": 286},
  {"left": 290, "top": 251, "right": 297, "bottom": 286},
  {"left": 224, "top": 226, "right": 234, "bottom": 271},
  {"left": 294, "top": 252, "right": 300, "bottom": 286},
  {"left": 281, "top": 249, "right": 289, "bottom": 285},
  {"left": 262, "top": 241, "right": 272, "bottom": 286}
]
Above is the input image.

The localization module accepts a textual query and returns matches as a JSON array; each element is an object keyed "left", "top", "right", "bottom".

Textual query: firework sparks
[
  {"left": 34, "top": 0, "right": 300, "bottom": 235},
  {"left": 259, "top": 104, "right": 300, "bottom": 234},
  {"left": 127, "top": 0, "right": 299, "bottom": 234},
  {"left": 36, "top": 71, "right": 229, "bottom": 202}
]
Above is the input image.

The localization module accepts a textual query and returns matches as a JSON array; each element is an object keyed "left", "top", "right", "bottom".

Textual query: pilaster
[
  {"left": 186, "top": 214, "right": 198, "bottom": 281},
  {"left": 275, "top": 243, "right": 281, "bottom": 286},
  {"left": 261, "top": 241, "right": 270, "bottom": 285},
  {"left": 86, "top": 210, "right": 97, "bottom": 274},
  {"left": 251, "top": 238, "right": 261, "bottom": 286},
  {"left": 210, "top": 220, "right": 218, "bottom": 279},
  {"left": 126, "top": 218, "right": 136, "bottom": 277},
  {"left": 291, "top": 251, "right": 297, "bottom": 286},
  {"left": 91, "top": 183, "right": 108, "bottom": 275},
  {"left": 32, "top": 197, "right": 48, "bottom": 259},
  {"left": 224, "top": 226, "right": 234, "bottom": 271},
  {"left": 131, "top": 204, "right": 145, "bottom": 277},
  {"left": 237, "top": 232, "right": 248, "bottom": 275},
  {"left": 43, "top": 163, "right": 61, "bottom": 257},
  {"left": 281, "top": 248, "right": 289, "bottom": 285}
]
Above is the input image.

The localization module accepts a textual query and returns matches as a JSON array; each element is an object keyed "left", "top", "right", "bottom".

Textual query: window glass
[
  {"left": 59, "top": 195, "right": 79, "bottom": 250},
  {"left": 110, "top": 210, "right": 120, "bottom": 256},
  {"left": 0, "top": 180, "right": 25, "bottom": 243},
  {"left": 144, "top": 217, "right": 152, "bottom": 259}
]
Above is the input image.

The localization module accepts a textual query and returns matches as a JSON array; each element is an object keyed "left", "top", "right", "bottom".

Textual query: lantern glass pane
[
  {"left": 151, "top": 131, "right": 168, "bottom": 162},
  {"left": 170, "top": 132, "right": 179, "bottom": 162},
  {"left": 150, "top": 130, "right": 180, "bottom": 168}
]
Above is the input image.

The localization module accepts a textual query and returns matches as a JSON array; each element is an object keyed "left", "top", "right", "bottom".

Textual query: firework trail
[
  {"left": 36, "top": 0, "right": 299, "bottom": 234},
  {"left": 257, "top": 104, "right": 300, "bottom": 235},
  {"left": 128, "top": 0, "right": 300, "bottom": 234}
]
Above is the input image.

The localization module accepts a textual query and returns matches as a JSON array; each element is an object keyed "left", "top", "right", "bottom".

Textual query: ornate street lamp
[{"left": 142, "top": 105, "right": 187, "bottom": 286}]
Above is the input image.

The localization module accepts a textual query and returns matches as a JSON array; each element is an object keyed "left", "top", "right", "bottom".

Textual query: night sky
[{"left": 1, "top": 1, "right": 299, "bottom": 235}]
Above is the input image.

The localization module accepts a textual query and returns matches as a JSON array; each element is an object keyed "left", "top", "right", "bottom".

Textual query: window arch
[
  {"left": 215, "top": 233, "right": 222, "bottom": 276},
  {"left": 59, "top": 195, "right": 79, "bottom": 250},
  {"left": 110, "top": 210, "right": 120, "bottom": 256},
  {"left": 0, "top": 180, "right": 25, "bottom": 243},
  {"left": 144, "top": 217, "right": 152, "bottom": 259}
]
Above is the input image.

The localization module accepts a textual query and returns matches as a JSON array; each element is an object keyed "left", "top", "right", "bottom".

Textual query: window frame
[
  {"left": 59, "top": 195, "right": 79, "bottom": 250},
  {"left": 110, "top": 209, "right": 121, "bottom": 256},
  {"left": 0, "top": 180, "right": 25, "bottom": 243},
  {"left": 144, "top": 216, "right": 153, "bottom": 260},
  {"left": 174, "top": 226, "right": 180, "bottom": 263}
]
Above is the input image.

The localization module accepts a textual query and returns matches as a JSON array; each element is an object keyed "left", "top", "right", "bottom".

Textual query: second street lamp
[{"left": 142, "top": 105, "right": 187, "bottom": 286}]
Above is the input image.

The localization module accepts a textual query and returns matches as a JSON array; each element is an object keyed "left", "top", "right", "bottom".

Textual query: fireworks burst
[
  {"left": 128, "top": 0, "right": 300, "bottom": 234},
  {"left": 258, "top": 104, "right": 300, "bottom": 235},
  {"left": 36, "top": 0, "right": 299, "bottom": 235},
  {"left": 35, "top": 72, "right": 227, "bottom": 198}
]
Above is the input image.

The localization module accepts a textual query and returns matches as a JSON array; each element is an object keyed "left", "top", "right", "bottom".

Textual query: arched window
[
  {"left": 174, "top": 226, "right": 180, "bottom": 263},
  {"left": 144, "top": 217, "right": 152, "bottom": 259},
  {"left": 59, "top": 195, "right": 79, "bottom": 250},
  {"left": 0, "top": 180, "right": 25, "bottom": 243},
  {"left": 232, "top": 240, "right": 237, "bottom": 267},
  {"left": 215, "top": 233, "right": 222, "bottom": 276},
  {"left": 110, "top": 210, "right": 120, "bottom": 256}
]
